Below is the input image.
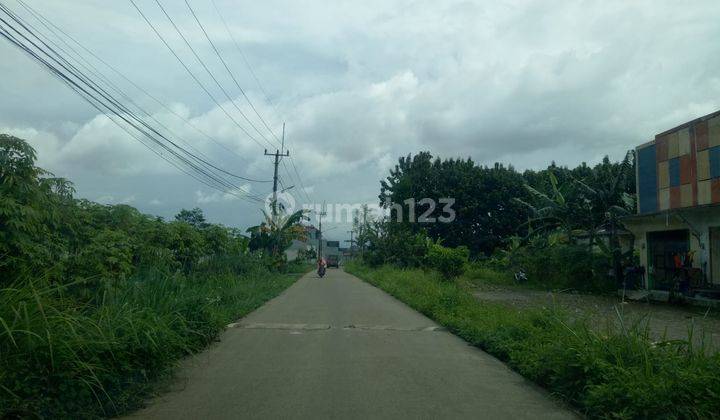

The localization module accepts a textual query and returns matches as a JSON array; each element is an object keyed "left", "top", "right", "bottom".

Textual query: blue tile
[
  {"left": 637, "top": 145, "right": 657, "bottom": 213},
  {"left": 710, "top": 146, "right": 720, "bottom": 179},
  {"left": 668, "top": 157, "right": 680, "bottom": 187}
]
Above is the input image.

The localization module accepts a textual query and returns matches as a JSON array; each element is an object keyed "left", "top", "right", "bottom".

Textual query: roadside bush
[
  {"left": 364, "top": 227, "right": 429, "bottom": 268},
  {"left": 426, "top": 243, "right": 469, "bottom": 279},
  {"left": 73, "top": 229, "right": 134, "bottom": 282},
  {"left": 0, "top": 135, "right": 310, "bottom": 418},
  {"left": 0, "top": 265, "right": 301, "bottom": 418},
  {"left": 463, "top": 262, "right": 514, "bottom": 286},
  {"left": 495, "top": 241, "right": 613, "bottom": 292}
]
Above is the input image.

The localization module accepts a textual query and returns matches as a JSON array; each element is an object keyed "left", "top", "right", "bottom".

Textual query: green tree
[
  {"left": 516, "top": 170, "right": 587, "bottom": 237},
  {"left": 379, "top": 152, "right": 530, "bottom": 256},
  {"left": 166, "top": 221, "right": 206, "bottom": 272},
  {"left": 247, "top": 210, "right": 309, "bottom": 261},
  {"left": 175, "top": 207, "right": 208, "bottom": 228},
  {"left": 0, "top": 134, "right": 74, "bottom": 283},
  {"left": 363, "top": 218, "right": 431, "bottom": 267}
]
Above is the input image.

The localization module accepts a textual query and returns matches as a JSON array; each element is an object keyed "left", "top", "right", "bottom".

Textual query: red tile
[
  {"left": 670, "top": 186, "right": 681, "bottom": 208},
  {"left": 680, "top": 154, "right": 693, "bottom": 185},
  {"left": 712, "top": 179, "right": 720, "bottom": 204},
  {"left": 696, "top": 121, "right": 709, "bottom": 151},
  {"left": 655, "top": 136, "right": 668, "bottom": 161}
]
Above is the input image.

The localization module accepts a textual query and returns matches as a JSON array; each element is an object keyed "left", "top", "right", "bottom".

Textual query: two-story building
[{"left": 622, "top": 110, "right": 720, "bottom": 299}]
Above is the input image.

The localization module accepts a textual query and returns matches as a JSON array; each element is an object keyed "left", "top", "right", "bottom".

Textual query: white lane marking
[
  {"left": 342, "top": 324, "right": 445, "bottom": 332},
  {"left": 225, "top": 322, "right": 444, "bottom": 332},
  {"left": 227, "top": 322, "right": 330, "bottom": 330}
]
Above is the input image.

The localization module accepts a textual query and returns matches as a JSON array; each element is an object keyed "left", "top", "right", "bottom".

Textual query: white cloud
[
  {"left": 2, "top": 0, "right": 720, "bottom": 235},
  {"left": 195, "top": 184, "right": 252, "bottom": 204},
  {"left": 95, "top": 194, "right": 135, "bottom": 205}
]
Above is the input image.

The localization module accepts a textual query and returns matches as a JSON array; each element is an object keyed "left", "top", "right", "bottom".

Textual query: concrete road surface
[{"left": 127, "top": 268, "right": 578, "bottom": 419}]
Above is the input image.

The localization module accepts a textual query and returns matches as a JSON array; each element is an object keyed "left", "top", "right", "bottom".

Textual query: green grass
[
  {"left": 463, "top": 263, "right": 517, "bottom": 287},
  {"left": 0, "top": 265, "right": 308, "bottom": 419},
  {"left": 346, "top": 262, "right": 720, "bottom": 419}
]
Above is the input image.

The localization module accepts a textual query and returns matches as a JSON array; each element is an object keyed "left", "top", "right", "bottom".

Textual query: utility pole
[
  {"left": 317, "top": 202, "right": 327, "bottom": 260},
  {"left": 264, "top": 123, "right": 289, "bottom": 218},
  {"left": 360, "top": 205, "right": 368, "bottom": 258},
  {"left": 345, "top": 230, "right": 355, "bottom": 259}
]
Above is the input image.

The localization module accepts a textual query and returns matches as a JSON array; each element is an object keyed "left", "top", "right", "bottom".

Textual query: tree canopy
[
  {"left": 0, "top": 134, "right": 306, "bottom": 288},
  {"left": 376, "top": 151, "right": 636, "bottom": 258}
]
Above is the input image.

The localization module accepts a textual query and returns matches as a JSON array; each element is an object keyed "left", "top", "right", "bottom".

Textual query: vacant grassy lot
[
  {"left": 471, "top": 282, "right": 720, "bottom": 352},
  {"left": 347, "top": 262, "right": 720, "bottom": 419}
]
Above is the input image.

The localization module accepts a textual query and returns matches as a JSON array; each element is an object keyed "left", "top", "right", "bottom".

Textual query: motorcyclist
[{"left": 317, "top": 257, "right": 327, "bottom": 277}]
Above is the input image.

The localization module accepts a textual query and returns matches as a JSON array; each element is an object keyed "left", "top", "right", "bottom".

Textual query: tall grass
[
  {"left": 346, "top": 262, "right": 720, "bottom": 419},
  {"left": 0, "top": 264, "right": 305, "bottom": 418}
]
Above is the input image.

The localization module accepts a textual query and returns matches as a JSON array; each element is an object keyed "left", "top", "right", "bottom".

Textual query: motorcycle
[{"left": 317, "top": 265, "right": 326, "bottom": 277}]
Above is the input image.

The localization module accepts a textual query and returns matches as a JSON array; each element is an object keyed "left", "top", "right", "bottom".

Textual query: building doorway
[
  {"left": 710, "top": 227, "right": 720, "bottom": 285},
  {"left": 647, "top": 229, "right": 689, "bottom": 290}
]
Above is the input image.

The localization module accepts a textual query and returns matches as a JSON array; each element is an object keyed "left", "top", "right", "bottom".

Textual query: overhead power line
[
  {"left": 130, "top": 0, "right": 274, "bottom": 151},
  {"left": 6, "top": 0, "right": 311, "bottom": 208},
  {"left": 185, "top": 0, "right": 281, "bottom": 145},
  {"left": 290, "top": 160, "right": 311, "bottom": 202},
  {"left": 209, "top": 0, "right": 280, "bottom": 120},
  {"left": 0, "top": 23, "right": 240, "bottom": 196},
  {"left": 0, "top": 2, "right": 267, "bottom": 203},
  {"left": 14, "top": 1, "right": 269, "bottom": 184},
  {"left": 207, "top": 0, "right": 316, "bottom": 207},
  {"left": 152, "top": 0, "right": 276, "bottom": 145},
  {"left": 15, "top": 0, "right": 269, "bottom": 176}
]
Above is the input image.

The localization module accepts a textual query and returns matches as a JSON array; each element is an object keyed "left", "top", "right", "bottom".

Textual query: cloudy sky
[{"left": 1, "top": 0, "right": 719, "bottom": 240}]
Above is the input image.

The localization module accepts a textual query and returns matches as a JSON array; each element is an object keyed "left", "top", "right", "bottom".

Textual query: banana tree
[
  {"left": 572, "top": 151, "right": 636, "bottom": 282},
  {"left": 514, "top": 170, "right": 591, "bottom": 239},
  {"left": 572, "top": 150, "right": 635, "bottom": 225},
  {"left": 246, "top": 209, "right": 309, "bottom": 259}
]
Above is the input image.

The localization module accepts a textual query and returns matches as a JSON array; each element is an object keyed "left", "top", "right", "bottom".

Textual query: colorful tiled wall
[{"left": 637, "top": 113, "right": 720, "bottom": 214}]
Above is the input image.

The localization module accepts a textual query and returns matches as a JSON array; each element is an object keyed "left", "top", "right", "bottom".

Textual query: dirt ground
[{"left": 472, "top": 283, "right": 720, "bottom": 352}]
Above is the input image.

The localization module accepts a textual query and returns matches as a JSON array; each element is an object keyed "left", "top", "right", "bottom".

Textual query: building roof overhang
[{"left": 623, "top": 202, "right": 720, "bottom": 222}]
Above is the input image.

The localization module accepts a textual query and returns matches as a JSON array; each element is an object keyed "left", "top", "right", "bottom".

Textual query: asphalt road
[{"left": 127, "top": 268, "right": 578, "bottom": 419}]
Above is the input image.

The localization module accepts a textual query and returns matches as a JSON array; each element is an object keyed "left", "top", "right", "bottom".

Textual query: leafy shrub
[
  {"left": 296, "top": 246, "right": 317, "bottom": 261},
  {"left": 364, "top": 228, "right": 430, "bottom": 268},
  {"left": 463, "top": 262, "right": 515, "bottom": 286},
  {"left": 73, "top": 229, "right": 134, "bottom": 281},
  {"left": 494, "top": 240, "right": 613, "bottom": 292},
  {"left": 426, "top": 243, "right": 469, "bottom": 279}
]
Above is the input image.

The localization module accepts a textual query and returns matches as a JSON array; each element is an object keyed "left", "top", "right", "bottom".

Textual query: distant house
[
  {"left": 623, "top": 110, "right": 720, "bottom": 299},
  {"left": 284, "top": 225, "right": 340, "bottom": 262},
  {"left": 284, "top": 225, "right": 317, "bottom": 261}
]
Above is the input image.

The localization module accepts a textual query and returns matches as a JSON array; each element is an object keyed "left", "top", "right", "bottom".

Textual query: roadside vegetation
[
  {"left": 363, "top": 151, "right": 637, "bottom": 292},
  {"left": 347, "top": 150, "right": 720, "bottom": 418},
  {"left": 0, "top": 134, "right": 309, "bottom": 418},
  {"left": 346, "top": 262, "right": 720, "bottom": 419}
]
